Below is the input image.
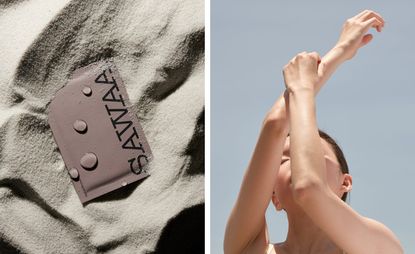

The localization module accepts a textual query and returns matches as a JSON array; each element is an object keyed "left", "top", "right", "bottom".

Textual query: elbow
[
  {"left": 376, "top": 238, "right": 404, "bottom": 254},
  {"left": 394, "top": 246, "right": 404, "bottom": 254},
  {"left": 291, "top": 177, "right": 323, "bottom": 205},
  {"left": 375, "top": 244, "right": 404, "bottom": 254}
]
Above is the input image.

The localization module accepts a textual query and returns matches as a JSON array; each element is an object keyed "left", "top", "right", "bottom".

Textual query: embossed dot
[
  {"left": 121, "top": 181, "right": 127, "bottom": 187},
  {"left": 73, "top": 120, "right": 87, "bottom": 133},
  {"left": 82, "top": 86, "right": 92, "bottom": 96},
  {"left": 80, "top": 152, "right": 98, "bottom": 170},
  {"left": 68, "top": 168, "right": 79, "bottom": 180}
]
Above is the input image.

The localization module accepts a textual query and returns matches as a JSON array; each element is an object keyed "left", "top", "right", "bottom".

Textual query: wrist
[
  {"left": 324, "top": 46, "right": 348, "bottom": 65},
  {"left": 262, "top": 116, "right": 289, "bottom": 137},
  {"left": 263, "top": 93, "right": 290, "bottom": 132},
  {"left": 329, "top": 44, "right": 349, "bottom": 63},
  {"left": 287, "top": 86, "right": 315, "bottom": 106},
  {"left": 315, "top": 46, "right": 348, "bottom": 93},
  {"left": 263, "top": 109, "right": 288, "bottom": 129},
  {"left": 286, "top": 86, "right": 315, "bottom": 96}
]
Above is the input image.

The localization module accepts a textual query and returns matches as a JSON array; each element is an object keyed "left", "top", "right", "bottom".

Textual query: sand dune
[{"left": 0, "top": 0, "right": 204, "bottom": 253}]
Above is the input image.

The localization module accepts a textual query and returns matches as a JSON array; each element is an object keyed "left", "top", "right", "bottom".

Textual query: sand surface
[{"left": 0, "top": 0, "right": 204, "bottom": 253}]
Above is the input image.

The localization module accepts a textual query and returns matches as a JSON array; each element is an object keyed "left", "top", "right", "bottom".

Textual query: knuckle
[
  {"left": 357, "top": 25, "right": 365, "bottom": 32},
  {"left": 344, "top": 19, "right": 354, "bottom": 27},
  {"left": 353, "top": 21, "right": 363, "bottom": 27}
]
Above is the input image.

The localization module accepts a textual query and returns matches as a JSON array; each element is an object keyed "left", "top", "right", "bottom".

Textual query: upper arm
[
  {"left": 225, "top": 209, "right": 270, "bottom": 254},
  {"left": 298, "top": 187, "right": 403, "bottom": 254},
  {"left": 239, "top": 216, "right": 271, "bottom": 254}
]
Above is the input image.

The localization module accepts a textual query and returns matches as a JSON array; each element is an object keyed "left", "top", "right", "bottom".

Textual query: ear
[
  {"left": 340, "top": 173, "right": 353, "bottom": 194},
  {"left": 272, "top": 191, "right": 283, "bottom": 211}
]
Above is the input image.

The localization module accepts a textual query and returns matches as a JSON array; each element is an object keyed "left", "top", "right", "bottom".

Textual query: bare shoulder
[{"left": 362, "top": 216, "right": 403, "bottom": 253}]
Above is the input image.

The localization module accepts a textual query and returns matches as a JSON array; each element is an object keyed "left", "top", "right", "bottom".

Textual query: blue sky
[{"left": 211, "top": 1, "right": 415, "bottom": 253}]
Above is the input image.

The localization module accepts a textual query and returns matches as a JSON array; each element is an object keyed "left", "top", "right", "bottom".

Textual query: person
[{"left": 224, "top": 10, "right": 403, "bottom": 254}]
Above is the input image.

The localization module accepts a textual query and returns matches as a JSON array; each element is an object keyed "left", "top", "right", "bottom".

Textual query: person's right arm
[{"left": 223, "top": 89, "right": 289, "bottom": 254}]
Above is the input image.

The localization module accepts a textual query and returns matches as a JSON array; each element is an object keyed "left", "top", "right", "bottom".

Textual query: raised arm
[
  {"left": 286, "top": 53, "right": 403, "bottom": 254},
  {"left": 222, "top": 26, "right": 346, "bottom": 254},
  {"left": 223, "top": 91, "right": 289, "bottom": 254},
  {"left": 224, "top": 9, "right": 391, "bottom": 254},
  {"left": 284, "top": 14, "right": 403, "bottom": 254}
]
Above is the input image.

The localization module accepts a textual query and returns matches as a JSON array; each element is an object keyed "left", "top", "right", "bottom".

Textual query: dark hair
[
  {"left": 318, "top": 129, "right": 350, "bottom": 202},
  {"left": 287, "top": 129, "right": 350, "bottom": 202}
]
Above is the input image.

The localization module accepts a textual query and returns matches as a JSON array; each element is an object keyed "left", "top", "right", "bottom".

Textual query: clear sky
[{"left": 211, "top": 1, "right": 415, "bottom": 253}]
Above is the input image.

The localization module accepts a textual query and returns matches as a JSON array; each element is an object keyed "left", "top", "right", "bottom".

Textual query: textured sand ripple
[{"left": 0, "top": 0, "right": 204, "bottom": 253}]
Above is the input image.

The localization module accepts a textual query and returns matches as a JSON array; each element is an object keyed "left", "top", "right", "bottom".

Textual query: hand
[
  {"left": 283, "top": 51, "right": 321, "bottom": 94},
  {"left": 334, "top": 10, "right": 385, "bottom": 61}
]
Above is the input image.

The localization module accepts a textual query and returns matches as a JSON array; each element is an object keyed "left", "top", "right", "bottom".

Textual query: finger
[
  {"left": 362, "top": 17, "right": 382, "bottom": 31},
  {"left": 289, "top": 54, "right": 297, "bottom": 63},
  {"left": 293, "top": 51, "right": 307, "bottom": 62},
  {"left": 353, "top": 9, "right": 370, "bottom": 19},
  {"left": 360, "top": 34, "right": 373, "bottom": 47},
  {"left": 309, "top": 52, "right": 321, "bottom": 62},
  {"left": 289, "top": 57, "right": 296, "bottom": 64},
  {"left": 363, "top": 17, "right": 383, "bottom": 32},
  {"left": 365, "top": 11, "right": 385, "bottom": 25},
  {"left": 359, "top": 10, "right": 385, "bottom": 27}
]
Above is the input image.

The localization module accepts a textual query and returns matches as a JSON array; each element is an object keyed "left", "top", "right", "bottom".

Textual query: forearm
[
  {"left": 263, "top": 91, "right": 290, "bottom": 131},
  {"left": 287, "top": 88, "right": 327, "bottom": 194},
  {"left": 225, "top": 95, "right": 289, "bottom": 253},
  {"left": 264, "top": 46, "right": 346, "bottom": 181},
  {"left": 286, "top": 89, "right": 404, "bottom": 253},
  {"left": 315, "top": 46, "right": 347, "bottom": 94},
  {"left": 231, "top": 118, "right": 288, "bottom": 220}
]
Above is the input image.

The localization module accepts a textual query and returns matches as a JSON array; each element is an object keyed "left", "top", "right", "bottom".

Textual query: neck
[{"left": 282, "top": 208, "right": 341, "bottom": 254}]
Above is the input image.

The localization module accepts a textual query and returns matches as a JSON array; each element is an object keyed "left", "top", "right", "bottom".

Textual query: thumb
[{"left": 360, "top": 33, "right": 373, "bottom": 47}]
